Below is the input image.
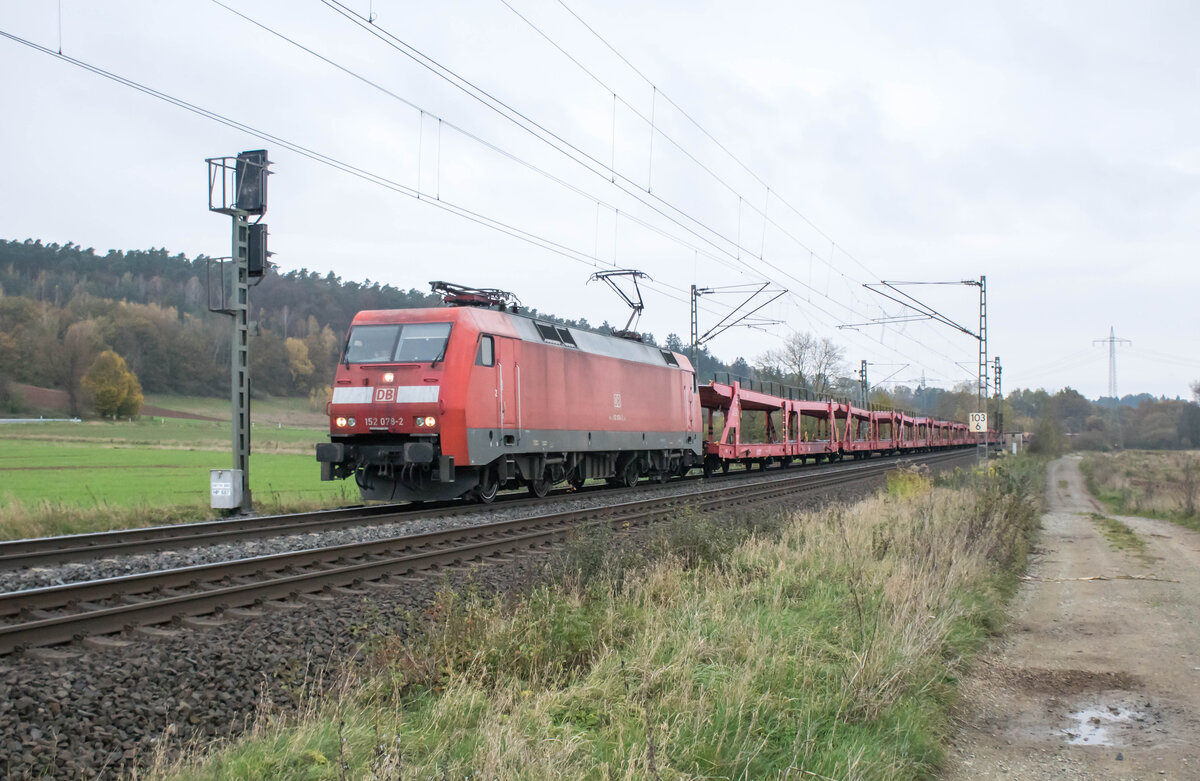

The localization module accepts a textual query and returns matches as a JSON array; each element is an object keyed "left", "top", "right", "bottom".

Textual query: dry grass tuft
[{"left": 1081, "top": 450, "right": 1200, "bottom": 530}]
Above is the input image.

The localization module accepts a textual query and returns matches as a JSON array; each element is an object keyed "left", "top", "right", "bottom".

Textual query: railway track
[
  {"left": 0, "top": 449, "right": 974, "bottom": 655},
  {"left": 0, "top": 496, "right": 493, "bottom": 569},
  {"left": 0, "top": 449, "right": 973, "bottom": 570}
]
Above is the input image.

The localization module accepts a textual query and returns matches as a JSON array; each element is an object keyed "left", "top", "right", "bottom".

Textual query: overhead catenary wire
[
  {"left": 228, "top": 0, "right": 971, "bottom": 376},
  {"left": 489, "top": 0, "right": 977, "bottom": 377},
  {"left": 0, "top": 24, "right": 746, "bottom": 333},
  {"left": 11, "top": 6, "right": 973, "bottom": 387},
  {"left": 552, "top": 1, "right": 900, "bottom": 289},
  {"left": 207, "top": 0, "right": 782, "bottom": 293},
  {"left": 0, "top": 30, "right": 608, "bottom": 274},
  {"left": 316, "top": 0, "right": 764, "bottom": 269},
  {"left": 318, "top": 0, "right": 878, "bottom": 307},
  {"left": 314, "top": 0, "right": 979, "bottom": 380}
]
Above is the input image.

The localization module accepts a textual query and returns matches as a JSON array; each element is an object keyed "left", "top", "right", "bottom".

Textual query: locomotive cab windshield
[{"left": 344, "top": 322, "right": 451, "bottom": 364}]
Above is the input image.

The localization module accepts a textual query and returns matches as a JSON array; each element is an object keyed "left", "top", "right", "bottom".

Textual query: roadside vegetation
[
  {"left": 1080, "top": 450, "right": 1200, "bottom": 532},
  {"left": 155, "top": 457, "right": 1043, "bottom": 780}
]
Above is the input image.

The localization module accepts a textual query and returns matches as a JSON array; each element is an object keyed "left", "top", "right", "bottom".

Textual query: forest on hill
[
  {"left": 0, "top": 238, "right": 745, "bottom": 412},
  {"left": 2, "top": 237, "right": 1197, "bottom": 451}
]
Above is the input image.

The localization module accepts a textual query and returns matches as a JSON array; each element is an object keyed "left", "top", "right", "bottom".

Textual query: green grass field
[
  {"left": 0, "top": 442, "right": 351, "bottom": 510},
  {"left": 0, "top": 417, "right": 323, "bottom": 453},
  {"left": 143, "top": 393, "right": 329, "bottom": 429},
  {"left": 0, "top": 402, "right": 355, "bottom": 539}
]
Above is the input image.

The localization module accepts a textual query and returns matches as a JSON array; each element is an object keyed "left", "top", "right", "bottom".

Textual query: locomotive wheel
[
  {"left": 621, "top": 459, "right": 640, "bottom": 488},
  {"left": 474, "top": 469, "right": 498, "bottom": 504},
  {"left": 527, "top": 475, "right": 551, "bottom": 498},
  {"left": 568, "top": 473, "right": 586, "bottom": 490}
]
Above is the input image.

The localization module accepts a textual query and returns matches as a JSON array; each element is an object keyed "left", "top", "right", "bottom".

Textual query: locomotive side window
[
  {"left": 534, "top": 322, "right": 561, "bottom": 343},
  {"left": 344, "top": 325, "right": 401, "bottom": 363},
  {"left": 394, "top": 322, "right": 452, "bottom": 363},
  {"left": 476, "top": 335, "right": 495, "bottom": 366}
]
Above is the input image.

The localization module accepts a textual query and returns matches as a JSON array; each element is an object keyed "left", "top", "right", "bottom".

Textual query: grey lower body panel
[{"left": 465, "top": 427, "right": 701, "bottom": 465}]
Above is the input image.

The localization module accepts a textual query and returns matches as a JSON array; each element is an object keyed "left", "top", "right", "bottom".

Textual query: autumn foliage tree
[{"left": 82, "top": 350, "right": 144, "bottom": 418}]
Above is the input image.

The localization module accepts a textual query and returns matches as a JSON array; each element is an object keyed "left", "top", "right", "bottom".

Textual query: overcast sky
[{"left": 2, "top": 0, "right": 1197, "bottom": 400}]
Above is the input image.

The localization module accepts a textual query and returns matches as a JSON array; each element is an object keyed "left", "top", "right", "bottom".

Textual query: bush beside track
[{"left": 158, "top": 455, "right": 1043, "bottom": 780}]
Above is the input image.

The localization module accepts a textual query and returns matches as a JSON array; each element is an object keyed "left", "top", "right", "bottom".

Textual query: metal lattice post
[
  {"left": 994, "top": 356, "right": 1002, "bottom": 449},
  {"left": 207, "top": 150, "right": 270, "bottom": 514},
  {"left": 690, "top": 284, "right": 699, "bottom": 366},
  {"left": 977, "top": 275, "right": 987, "bottom": 466},
  {"left": 860, "top": 359, "right": 868, "bottom": 408},
  {"left": 231, "top": 216, "right": 252, "bottom": 511}
]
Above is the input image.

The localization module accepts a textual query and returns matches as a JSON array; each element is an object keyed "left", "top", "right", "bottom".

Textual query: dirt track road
[{"left": 944, "top": 455, "right": 1200, "bottom": 780}]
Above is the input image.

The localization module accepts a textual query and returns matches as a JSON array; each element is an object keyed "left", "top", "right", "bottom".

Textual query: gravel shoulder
[{"left": 943, "top": 455, "right": 1200, "bottom": 779}]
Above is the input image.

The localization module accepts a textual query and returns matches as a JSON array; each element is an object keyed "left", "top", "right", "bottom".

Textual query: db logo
[{"left": 374, "top": 387, "right": 395, "bottom": 402}]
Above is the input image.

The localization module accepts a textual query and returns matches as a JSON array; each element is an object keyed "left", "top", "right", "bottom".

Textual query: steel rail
[
  {"left": 0, "top": 449, "right": 972, "bottom": 569},
  {"left": 0, "top": 490, "right": 556, "bottom": 569},
  {"left": 0, "top": 450, "right": 973, "bottom": 654}
]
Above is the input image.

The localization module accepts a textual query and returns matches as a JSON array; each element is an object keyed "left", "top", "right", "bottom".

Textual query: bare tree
[
  {"left": 756, "top": 331, "right": 846, "bottom": 397},
  {"left": 1191, "top": 380, "right": 1200, "bottom": 404},
  {"left": 61, "top": 320, "right": 101, "bottom": 417}
]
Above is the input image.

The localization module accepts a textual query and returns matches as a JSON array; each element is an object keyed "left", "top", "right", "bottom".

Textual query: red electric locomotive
[{"left": 317, "top": 284, "right": 701, "bottom": 502}]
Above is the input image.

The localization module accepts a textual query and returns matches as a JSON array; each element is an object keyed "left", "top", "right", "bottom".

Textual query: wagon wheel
[
  {"left": 621, "top": 459, "right": 641, "bottom": 488},
  {"left": 721, "top": 460, "right": 730, "bottom": 475},
  {"left": 474, "top": 468, "right": 498, "bottom": 504}
]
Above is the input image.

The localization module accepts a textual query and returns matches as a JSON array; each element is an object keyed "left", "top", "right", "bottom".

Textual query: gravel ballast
[{"left": 0, "top": 460, "right": 910, "bottom": 593}]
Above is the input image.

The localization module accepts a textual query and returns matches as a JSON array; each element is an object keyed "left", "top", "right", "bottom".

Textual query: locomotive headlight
[
  {"left": 348, "top": 417, "right": 356, "bottom": 427},
  {"left": 382, "top": 372, "right": 394, "bottom": 383},
  {"left": 335, "top": 416, "right": 348, "bottom": 428},
  {"left": 416, "top": 416, "right": 436, "bottom": 428}
]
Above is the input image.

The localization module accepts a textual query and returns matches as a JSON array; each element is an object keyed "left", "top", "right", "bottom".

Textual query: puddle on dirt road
[{"left": 1061, "top": 704, "right": 1144, "bottom": 746}]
